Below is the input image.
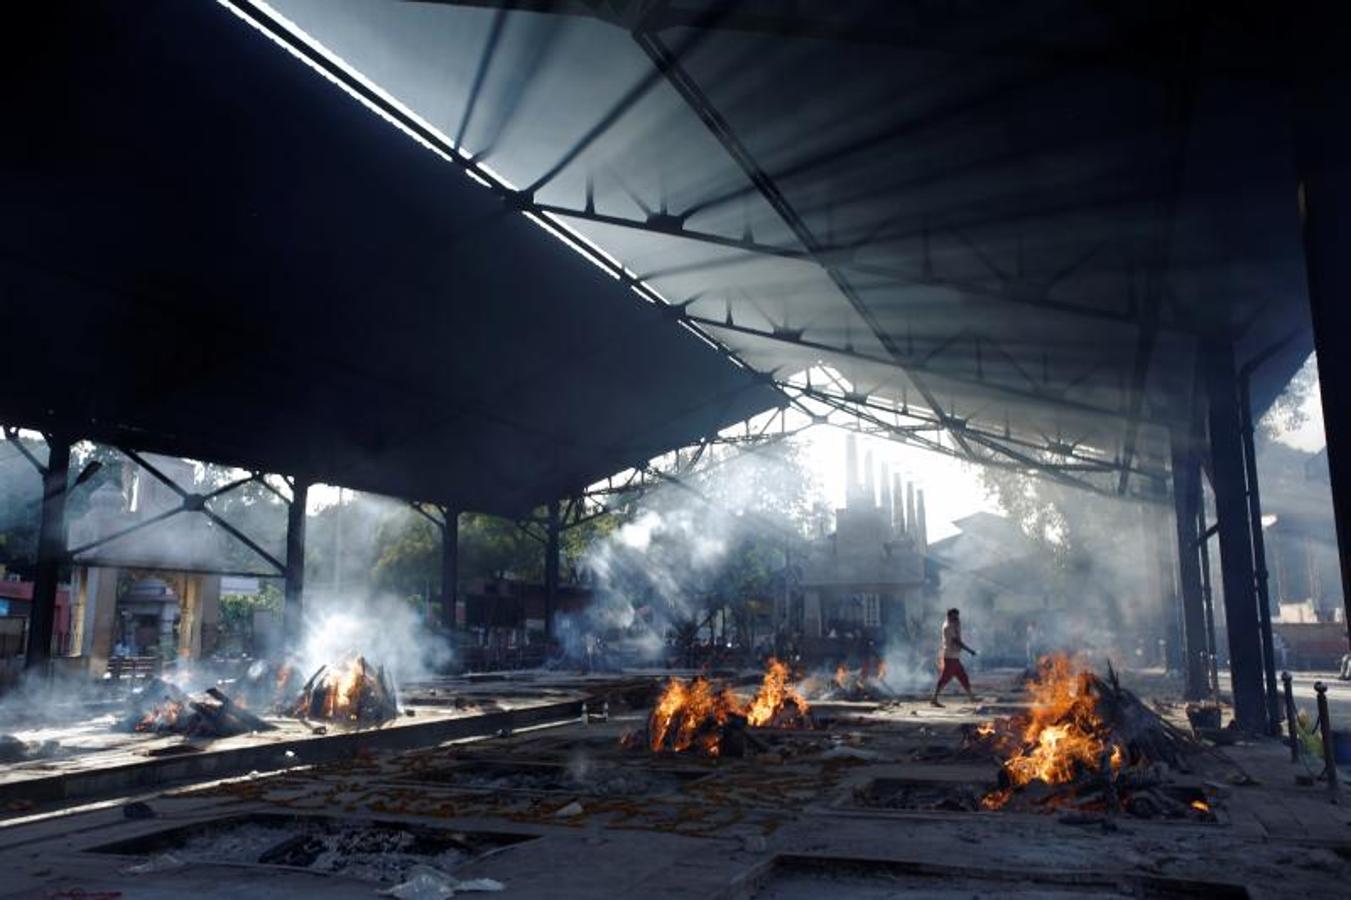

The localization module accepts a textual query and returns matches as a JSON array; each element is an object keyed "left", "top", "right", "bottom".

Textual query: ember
[
  {"left": 125, "top": 680, "right": 273, "bottom": 737},
  {"left": 822, "top": 660, "right": 891, "bottom": 702},
  {"left": 288, "top": 654, "right": 399, "bottom": 725},
  {"left": 971, "top": 655, "right": 1208, "bottom": 819},
  {"left": 647, "top": 658, "right": 811, "bottom": 756}
]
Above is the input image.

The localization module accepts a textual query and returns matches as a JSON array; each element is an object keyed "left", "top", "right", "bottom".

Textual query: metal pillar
[
  {"left": 1171, "top": 430, "right": 1209, "bottom": 699},
  {"left": 283, "top": 478, "right": 309, "bottom": 646},
  {"left": 441, "top": 508, "right": 459, "bottom": 632},
  {"left": 1238, "top": 367, "right": 1282, "bottom": 734},
  {"left": 544, "top": 500, "right": 560, "bottom": 640},
  {"left": 1141, "top": 476, "right": 1180, "bottom": 671},
  {"left": 1203, "top": 341, "right": 1268, "bottom": 731},
  {"left": 25, "top": 435, "right": 71, "bottom": 671},
  {"left": 1293, "top": 33, "right": 1351, "bottom": 645},
  {"left": 1197, "top": 495, "right": 1220, "bottom": 696}
]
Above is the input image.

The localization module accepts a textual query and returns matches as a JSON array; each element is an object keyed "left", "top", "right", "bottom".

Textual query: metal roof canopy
[
  {"left": 250, "top": 0, "right": 1317, "bottom": 499},
  {"left": 0, "top": 0, "right": 778, "bottom": 516}
]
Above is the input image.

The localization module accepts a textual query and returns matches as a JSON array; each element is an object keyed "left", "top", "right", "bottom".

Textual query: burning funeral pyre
[
  {"left": 969, "top": 655, "right": 1210, "bottom": 820},
  {"left": 286, "top": 654, "right": 399, "bottom": 726},
  {"left": 645, "top": 658, "right": 812, "bottom": 757},
  {"left": 824, "top": 659, "right": 891, "bottom": 702},
  {"left": 125, "top": 679, "right": 273, "bottom": 737},
  {"left": 120, "top": 654, "right": 400, "bottom": 737}
]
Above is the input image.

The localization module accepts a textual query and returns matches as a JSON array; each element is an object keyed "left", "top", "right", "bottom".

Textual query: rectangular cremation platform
[
  {"left": 0, "top": 693, "right": 585, "bottom": 811},
  {"left": 91, "top": 811, "right": 534, "bottom": 884},
  {"left": 735, "top": 854, "right": 1251, "bottom": 899}
]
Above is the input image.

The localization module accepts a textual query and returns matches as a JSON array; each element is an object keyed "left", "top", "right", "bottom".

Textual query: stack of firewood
[{"left": 123, "top": 679, "right": 273, "bottom": 737}]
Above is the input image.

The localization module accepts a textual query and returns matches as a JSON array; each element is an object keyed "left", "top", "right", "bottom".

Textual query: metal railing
[{"left": 1281, "top": 671, "right": 1340, "bottom": 804}]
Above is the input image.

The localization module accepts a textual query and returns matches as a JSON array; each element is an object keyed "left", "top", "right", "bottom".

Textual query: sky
[
  {"left": 798, "top": 427, "right": 993, "bottom": 543},
  {"left": 795, "top": 352, "right": 1329, "bottom": 544},
  {"left": 1266, "top": 353, "right": 1326, "bottom": 453}
]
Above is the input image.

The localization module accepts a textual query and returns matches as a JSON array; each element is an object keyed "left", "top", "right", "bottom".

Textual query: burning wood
[
  {"left": 823, "top": 660, "right": 891, "bottom": 701},
  {"left": 124, "top": 680, "right": 273, "bottom": 737},
  {"left": 970, "top": 655, "right": 1208, "bottom": 820},
  {"left": 287, "top": 654, "right": 399, "bottom": 726},
  {"left": 646, "top": 658, "right": 811, "bottom": 757}
]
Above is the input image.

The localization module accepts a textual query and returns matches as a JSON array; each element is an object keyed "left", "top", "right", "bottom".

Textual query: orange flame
[
  {"left": 649, "top": 676, "right": 741, "bottom": 754},
  {"left": 648, "top": 658, "right": 810, "bottom": 755},
  {"left": 135, "top": 700, "right": 185, "bottom": 732},
  {"left": 745, "top": 658, "right": 810, "bottom": 728},
  {"left": 980, "top": 654, "right": 1122, "bottom": 808},
  {"left": 298, "top": 654, "right": 395, "bottom": 723}
]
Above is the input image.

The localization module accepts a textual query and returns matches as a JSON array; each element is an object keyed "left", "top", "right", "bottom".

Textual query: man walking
[{"left": 931, "top": 607, "right": 977, "bottom": 706}]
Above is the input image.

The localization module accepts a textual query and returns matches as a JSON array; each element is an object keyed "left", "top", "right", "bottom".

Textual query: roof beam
[
  {"left": 633, "top": 28, "right": 980, "bottom": 462},
  {"left": 686, "top": 312, "right": 1148, "bottom": 425},
  {"left": 540, "top": 202, "right": 1141, "bottom": 326}
]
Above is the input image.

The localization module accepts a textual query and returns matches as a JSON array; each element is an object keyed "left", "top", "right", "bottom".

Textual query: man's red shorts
[{"left": 936, "top": 656, "right": 970, "bottom": 691}]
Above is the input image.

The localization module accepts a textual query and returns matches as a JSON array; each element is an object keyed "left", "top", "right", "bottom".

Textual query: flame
[
  {"left": 295, "top": 654, "right": 396, "bottom": 724},
  {"left": 745, "top": 658, "right": 810, "bottom": 727},
  {"left": 648, "top": 658, "right": 810, "bottom": 755},
  {"left": 980, "top": 655, "right": 1121, "bottom": 808},
  {"left": 830, "top": 659, "right": 886, "bottom": 695},
  {"left": 649, "top": 676, "right": 741, "bottom": 754},
  {"left": 135, "top": 700, "right": 185, "bottom": 732},
  {"left": 1190, "top": 799, "right": 1209, "bottom": 813}
]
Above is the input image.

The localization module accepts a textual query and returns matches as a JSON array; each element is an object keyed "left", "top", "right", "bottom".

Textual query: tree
[
  {"left": 0, "top": 433, "right": 44, "bottom": 571},
  {"left": 1259, "top": 352, "right": 1319, "bottom": 442}
]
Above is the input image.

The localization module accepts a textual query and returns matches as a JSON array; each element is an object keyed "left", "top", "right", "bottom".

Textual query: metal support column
[
  {"left": 1203, "top": 341, "right": 1268, "bottom": 731},
  {"left": 283, "top": 478, "right": 309, "bottom": 645},
  {"left": 1294, "top": 26, "right": 1351, "bottom": 645},
  {"left": 544, "top": 500, "right": 560, "bottom": 640},
  {"left": 441, "top": 508, "right": 459, "bottom": 633},
  {"left": 25, "top": 435, "right": 71, "bottom": 670},
  {"left": 1141, "top": 476, "right": 1181, "bottom": 671},
  {"left": 1239, "top": 368, "right": 1282, "bottom": 734},
  {"left": 1197, "top": 495, "right": 1220, "bottom": 695},
  {"left": 1171, "top": 429, "right": 1209, "bottom": 699}
]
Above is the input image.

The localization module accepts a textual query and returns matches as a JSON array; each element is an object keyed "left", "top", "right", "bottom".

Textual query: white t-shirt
[{"left": 941, "top": 619, "right": 963, "bottom": 659}]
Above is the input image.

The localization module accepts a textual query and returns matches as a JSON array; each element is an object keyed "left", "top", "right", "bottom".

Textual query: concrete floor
[{"left": 1, "top": 669, "right": 1348, "bottom": 899}]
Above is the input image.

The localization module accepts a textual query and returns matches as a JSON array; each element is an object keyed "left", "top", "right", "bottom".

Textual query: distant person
[{"left": 931, "top": 607, "right": 977, "bottom": 707}]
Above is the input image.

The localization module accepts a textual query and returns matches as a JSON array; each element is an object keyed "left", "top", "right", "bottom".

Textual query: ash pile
[
  {"left": 0, "top": 734, "right": 64, "bottom": 764},
  {"left": 968, "top": 655, "right": 1213, "bottom": 821},
  {"left": 628, "top": 658, "right": 814, "bottom": 758},
  {"left": 124, "top": 816, "right": 512, "bottom": 891}
]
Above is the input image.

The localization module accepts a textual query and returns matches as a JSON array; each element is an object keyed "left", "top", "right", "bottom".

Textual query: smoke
[
  {"left": 879, "top": 640, "right": 939, "bottom": 694},
  {"left": 293, "top": 593, "right": 451, "bottom": 684},
  {"left": 0, "top": 667, "right": 114, "bottom": 736},
  {"left": 565, "top": 442, "right": 819, "bottom": 665}
]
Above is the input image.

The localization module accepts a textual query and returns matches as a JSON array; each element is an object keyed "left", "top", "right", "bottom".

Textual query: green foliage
[
  {"left": 219, "top": 582, "right": 282, "bottom": 630},
  {"left": 0, "top": 434, "right": 45, "bottom": 569},
  {"left": 1259, "top": 353, "right": 1318, "bottom": 442},
  {"left": 372, "top": 512, "right": 440, "bottom": 596}
]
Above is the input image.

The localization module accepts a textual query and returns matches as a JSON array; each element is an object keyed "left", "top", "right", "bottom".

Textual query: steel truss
[
  {"left": 232, "top": 0, "right": 1167, "bottom": 501},
  {"left": 77, "top": 447, "right": 290, "bottom": 576}
]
